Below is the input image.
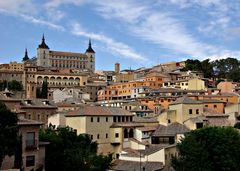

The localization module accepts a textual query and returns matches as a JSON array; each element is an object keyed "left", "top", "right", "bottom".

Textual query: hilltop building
[{"left": 36, "top": 35, "right": 95, "bottom": 73}]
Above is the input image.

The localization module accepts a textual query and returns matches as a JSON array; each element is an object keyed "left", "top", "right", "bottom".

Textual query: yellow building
[
  {"left": 188, "top": 78, "right": 205, "bottom": 90},
  {"left": 66, "top": 106, "right": 135, "bottom": 157},
  {"left": 22, "top": 64, "right": 89, "bottom": 98},
  {"left": 157, "top": 96, "right": 203, "bottom": 127},
  {"left": 9, "top": 61, "right": 24, "bottom": 71},
  {"left": 115, "top": 71, "right": 134, "bottom": 83}
]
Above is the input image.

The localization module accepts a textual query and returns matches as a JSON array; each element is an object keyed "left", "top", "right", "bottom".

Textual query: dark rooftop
[{"left": 152, "top": 122, "right": 190, "bottom": 137}]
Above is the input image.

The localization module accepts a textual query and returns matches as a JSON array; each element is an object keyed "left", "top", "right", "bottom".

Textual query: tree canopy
[
  {"left": 181, "top": 57, "right": 240, "bottom": 82},
  {"left": 0, "top": 80, "right": 23, "bottom": 91},
  {"left": 172, "top": 127, "right": 240, "bottom": 171},
  {"left": 0, "top": 102, "right": 19, "bottom": 166},
  {"left": 36, "top": 78, "right": 48, "bottom": 98},
  {"left": 39, "top": 126, "right": 112, "bottom": 171}
]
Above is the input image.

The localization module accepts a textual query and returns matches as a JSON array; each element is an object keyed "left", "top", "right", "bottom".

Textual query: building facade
[{"left": 37, "top": 35, "right": 95, "bottom": 73}]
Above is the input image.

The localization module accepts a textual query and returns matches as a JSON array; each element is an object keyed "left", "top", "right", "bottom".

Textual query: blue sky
[{"left": 0, "top": 0, "right": 240, "bottom": 71}]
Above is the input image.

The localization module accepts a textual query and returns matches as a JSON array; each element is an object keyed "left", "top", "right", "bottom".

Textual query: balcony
[{"left": 25, "top": 140, "right": 38, "bottom": 150}]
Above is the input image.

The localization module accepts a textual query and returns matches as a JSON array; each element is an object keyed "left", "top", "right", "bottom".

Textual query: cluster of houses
[{"left": 1, "top": 36, "right": 240, "bottom": 170}]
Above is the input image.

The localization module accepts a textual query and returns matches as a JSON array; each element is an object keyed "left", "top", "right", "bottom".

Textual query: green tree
[
  {"left": 213, "top": 58, "right": 240, "bottom": 81},
  {"left": 234, "top": 123, "right": 240, "bottom": 129},
  {"left": 201, "top": 59, "right": 214, "bottom": 78},
  {"left": 172, "top": 127, "right": 240, "bottom": 171},
  {"left": 39, "top": 126, "right": 112, "bottom": 171},
  {"left": 181, "top": 59, "right": 202, "bottom": 72},
  {"left": 0, "top": 80, "right": 23, "bottom": 91},
  {"left": 8, "top": 80, "right": 23, "bottom": 91},
  {"left": 0, "top": 102, "right": 19, "bottom": 166},
  {"left": 41, "top": 78, "right": 48, "bottom": 99},
  {"left": 36, "top": 87, "right": 42, "bottom": 98}
]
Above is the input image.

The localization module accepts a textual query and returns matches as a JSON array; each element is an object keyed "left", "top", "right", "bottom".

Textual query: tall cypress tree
[{"left": 41, "top": 78, "right": 48, "bottom": 99}]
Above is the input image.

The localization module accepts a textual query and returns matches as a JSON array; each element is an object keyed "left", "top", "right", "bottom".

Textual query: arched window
[
  {"left": 129, "top": 129, "right": 134, "bottom": 138},
  {"left": 124, "top": 129, "right": 128, "bottom": 138}
]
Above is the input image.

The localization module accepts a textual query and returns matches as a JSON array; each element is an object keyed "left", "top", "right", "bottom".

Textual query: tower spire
[
  {"left": 89, "top": 39, "right": 91, "bottom": 46},
  {"left": 85, "top": 38, "right": 95, "bottom": 53},
  {"left": 42, "top": 34, "right": 45, "bottom": 42},
  {"left": 38, "top": 34, "right": 49, "bottom": 49},
  {"left": 22, "top": 48, "right": 29, "bottom": 61}
]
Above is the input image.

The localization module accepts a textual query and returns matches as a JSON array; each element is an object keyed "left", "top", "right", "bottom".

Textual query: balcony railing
[{"left": 25, "top": 140, "right": 38, "bottom": 150}]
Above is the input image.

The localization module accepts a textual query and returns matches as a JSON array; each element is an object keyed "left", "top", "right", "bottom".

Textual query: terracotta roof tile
[
  {"left": 152, "top": 122, "right": 190, "bottom": 136},
  {"left": 170, "top": 96, "right": 202, "bottom": 105},
  {"left": 66, "top": 106, "right": 134, "bottom": 116},
  {"left": 50, "top": 50, "right": 87, "bottom": 57}
]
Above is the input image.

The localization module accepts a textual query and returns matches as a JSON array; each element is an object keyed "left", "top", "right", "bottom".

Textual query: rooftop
[
  {"left": 170, "top": 96, "right": 202, "bottom": 105},
  {"left": 66, "top": 106, "right": 134, "bottom": 116},
  {"left": 50, "top": 50, "right": 87, "bottom": 57},
  {"left": 152, "top": 122, "right": 190, "bottom": 137}
]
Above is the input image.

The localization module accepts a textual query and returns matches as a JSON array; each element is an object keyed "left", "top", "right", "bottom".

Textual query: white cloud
[
  {"left": 94, "top": 1, "right": 222, "bottom": 58},
  {"left": 205, "top": 50, "right": 240, "bottom": 61},
  {"left": 95, "top": 0, "right": 147, "bottom": 23},
  {"left": 0, "top": 9, "right": 65, "bottom": 31},
  {"left": 0, "top": 0, "right": 65, "bottom": 31},
  {"left": 45, "top": 8, "right": 66, "bottom": 22},
  {"left": 167, "top": 0, "right": 223, "bottom": 9},
  {"left": 19, "top": 14, "right": 65, "bottom": 31},
  {"left": 71, "top": 22, "right": 147, "bottom": 61},
  {"left": 44, "top": 0, "right": 86, "bottom": 8},
  {"left": 0, "top": 0, "right": 36, "bottom": 14},
  {"left": 43, "top": 0, "right": 87, "bottom": 22}
]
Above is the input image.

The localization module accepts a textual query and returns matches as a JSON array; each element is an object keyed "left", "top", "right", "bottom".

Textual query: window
[
  {"left": 106, "top": 117, "right": 108, "bottom": 122},
  {"left": 28, "top": 114, "right": 31, "bottom": 119},
  {"left": 26, "top": 132, "right": 35, "bottom": 147},
  {"left": 196, "top": 122, "right": 203, "bottom": 129},
  {"left": 91, "top": 117, "right": 93, "bottom": 122},
  {"left": 205, "top": 105, "right": 208, "bottom": 107},
  {"left": 214, "top": 105, "right": 217, "bottom": 108},
  {"left": 130, "top": 116, "right": 133, "bottom": 122},
  {"left": 189, "top": 109, "right": 192, "bottom": 114},
  {"left": 196, "top": 109, "right": 199, "bottom": 114},
  {"left": 97, "top": 134, "right": 100, "bottom": 139},
  {"left": 97, "top": 117, "right": 100, "bottom": 122},
  {"left": 168, "top": 119, "right": 171, "bottom": 123},
  {"left": 26, "top": 155, "right": 35, "bottom": 167},
  {"left": 90, "top": 135, "right": 93, "bottom": 139},
  {"left": 126, "top": 116, "right": 129, "bottom": 122},
  {"left": 118, "top": 116, "right": 121, "bottom": 122},
  {"left": 106, "top": 134, "right": 108, "bottom": 138},
  {"left": 113, "top": 116, "right": 117, "bottom": 122},
  {"left": 115, "top": 133, "right": 119, "bottom": 138}
]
